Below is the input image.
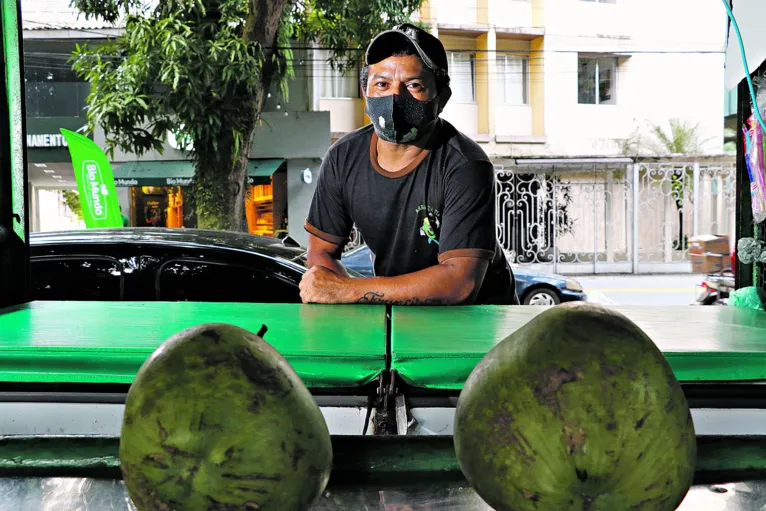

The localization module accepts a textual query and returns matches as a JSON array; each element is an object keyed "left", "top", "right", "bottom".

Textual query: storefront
[
  {"left": 113, "top": 159, "right": 288, "bottom": 236},
  {"left": 25, "top": 117, "right": 90, "bottom": 232},
  {"left": 97, "top": 110, "right": 330, "bottom": 246},
  {"left": 21, "top": 29, "right": 329, "bottom": 244}
]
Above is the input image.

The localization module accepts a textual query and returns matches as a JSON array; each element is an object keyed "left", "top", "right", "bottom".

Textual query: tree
[
  {"left": 649, "top": 118, "right": 708, "bottom": 156},
  {"left": 61, "top": 190, "right": 83, "bottom": 220},
  {"left": 649, "top": 118, "right": 712, "bottom": 251},
  {"left": 71, "top": 0, "right": 424, "bottom": 231}
]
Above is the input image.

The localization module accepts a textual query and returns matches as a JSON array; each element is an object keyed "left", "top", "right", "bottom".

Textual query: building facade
[
  {"left": 313, "top": 0, "right": 734, "bottom": 274},
  {"left": 20, "top": 0, "right": 734, "bottom": 274},
  {"left": 21, "top": 2, "right": 328, "bottom": 246},
  {"left": 317, "top": 0, "right": 728, "bottom": 159}
]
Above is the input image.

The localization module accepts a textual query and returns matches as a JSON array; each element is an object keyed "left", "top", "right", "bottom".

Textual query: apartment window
[
  {"left": 448, "top": 52, "right": 476, "bottom": 103},
  {"left": 318, "top": 51, "right": 360, "bottom": 99},
  {"left": 578, "top": 56, "right": 617, "bottom": 105},
  {"left": 497, "top": 55, "right": 529, "bottom": 105}
]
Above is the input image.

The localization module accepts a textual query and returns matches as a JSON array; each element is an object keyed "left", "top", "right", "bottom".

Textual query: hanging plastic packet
[{"left": 745, "top": 114, "right": 766, "bottom": 223}]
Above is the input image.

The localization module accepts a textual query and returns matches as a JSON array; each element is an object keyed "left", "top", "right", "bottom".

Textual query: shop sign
[
  {"left": 114, "top": 177, "right": 194, "bottom": 187},
  {"left": 26, "top": 123, "right": 87, "bottom": 149},
  {"left": 82, "top": 160, "right": 109, "bottom": 221},
  {"left": 166, "top": 177, "right": 193, "bottom": 186},
  {"left": 26, "top": 133, "right": 69, "bottom": 148}
]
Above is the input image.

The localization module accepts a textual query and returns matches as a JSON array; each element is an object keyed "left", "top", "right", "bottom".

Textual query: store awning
[
  {"left": 113, "top": 161, "right": 194, "bottom": 187},
  {"left": 247, "top": 159, "right": 285, "bottom": 185},
  {"left": 113, "top": 159, "right": 285, "bottom": 187}
]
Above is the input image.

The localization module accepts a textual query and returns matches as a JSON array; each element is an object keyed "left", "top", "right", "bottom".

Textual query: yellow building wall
[
  {"left": 496, "top": 39, "right": 532, "bottom": 53},
  {"left": 532, "top": 0, "right": 545, "bottom": 27},
  {"left": 477, "top": 0, "right": 488, "bottom": 25},
  {"left": 530, "top": 36, "right": 545, "bottom": 136}
]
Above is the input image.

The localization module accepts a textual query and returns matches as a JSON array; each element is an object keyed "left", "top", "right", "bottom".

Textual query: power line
[
  {"left": 21, "top": 47, "right": 727, "bottom": 63},
  {"left": 21, "top": 13, "right": 728, "bottom": 50}
]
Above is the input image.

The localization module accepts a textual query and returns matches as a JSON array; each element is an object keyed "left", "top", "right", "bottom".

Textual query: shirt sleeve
[
  {"left": 438, "top": 159, "right": 498, "bottom": 263},
  {"left": 304, "top": 151, "right": 353, "bottom": 246}
]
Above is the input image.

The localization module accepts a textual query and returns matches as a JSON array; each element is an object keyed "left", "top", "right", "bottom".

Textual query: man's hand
[{"left": 299, "top": 266, "right": 351, "bottom": 304}]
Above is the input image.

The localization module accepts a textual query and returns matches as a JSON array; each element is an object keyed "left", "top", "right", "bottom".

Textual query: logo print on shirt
[
  {"left": 422, "top": 217, "right": 439, "bottom": 245},
  {"left": 416, "top": 205, "right": 441, "bottom": 246}
]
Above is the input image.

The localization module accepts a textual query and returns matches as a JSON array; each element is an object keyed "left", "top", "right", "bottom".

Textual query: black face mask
[{"left": 365, "top": 94, "right": 440, "bottom": 144}]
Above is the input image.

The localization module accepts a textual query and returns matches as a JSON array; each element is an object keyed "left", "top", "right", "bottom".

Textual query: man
[{"left": 300, "top": 23, "right": 518, "bottom": 306}]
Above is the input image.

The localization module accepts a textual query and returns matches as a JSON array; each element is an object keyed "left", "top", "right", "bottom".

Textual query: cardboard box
[
  {"left": 690, "top": 253, "right": 730, "bottom": 274},
  {"left": 688, "top": 235, "right": 730, "bottom": 256}
]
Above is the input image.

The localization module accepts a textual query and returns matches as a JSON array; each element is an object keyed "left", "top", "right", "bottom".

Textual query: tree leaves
[
  {"left": 71, "top": 0, "right": 425, "bottom": 229},
  {"left": 650, "top": 118, "right": 708, "bottom": 156},
  {"left": 290, "top": 0, "right": 424, "bottom": 72}
]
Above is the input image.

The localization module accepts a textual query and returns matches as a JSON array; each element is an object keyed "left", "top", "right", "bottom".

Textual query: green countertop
[
  {"left": 0, "top": 301, "right": 387, "bottom": 388},
  {"left": 4, "top": 302, "right": 766, "bottom": 391},
  {"left": 391, "top": 306, "right": 766, "bottom": 390}
]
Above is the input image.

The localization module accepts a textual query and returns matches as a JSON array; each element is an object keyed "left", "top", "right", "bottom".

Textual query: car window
[
  {"left": 31, "top": 256, "right": 124, "bottom": 301},
  {"left": 156, "top": 259, "right": 301, "bottom": 304}
]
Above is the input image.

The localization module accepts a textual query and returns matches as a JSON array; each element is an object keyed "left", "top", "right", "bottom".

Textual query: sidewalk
[{"left": 576, "top": 274, "right": 701, "bottom": 306}]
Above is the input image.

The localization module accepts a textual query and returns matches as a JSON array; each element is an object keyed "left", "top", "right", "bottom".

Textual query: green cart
[{"left": 3, "top": 0, "right": 766, "bottom": 509}]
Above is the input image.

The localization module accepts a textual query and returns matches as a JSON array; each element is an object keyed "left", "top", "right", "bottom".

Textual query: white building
[{"left": 317, "top": 0, "right": 729, "bottom": 159}]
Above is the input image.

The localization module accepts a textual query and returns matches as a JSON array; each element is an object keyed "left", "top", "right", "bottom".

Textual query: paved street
[{"left": 573, "top": 274, "right": 703, "bottom": 306}]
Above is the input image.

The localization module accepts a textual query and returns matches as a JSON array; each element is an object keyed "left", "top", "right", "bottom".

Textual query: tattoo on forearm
[{"left": 355, "top": 292, "right": 442, "bottom": 306}]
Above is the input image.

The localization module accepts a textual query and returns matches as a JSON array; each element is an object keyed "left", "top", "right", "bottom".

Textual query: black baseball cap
[{"left": 365, "top": 23, "right": 449, "bottom": 73}]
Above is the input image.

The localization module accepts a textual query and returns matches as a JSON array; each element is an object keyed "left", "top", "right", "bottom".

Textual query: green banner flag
[{"left": 60, "top": 128, "right": 123, "bottom": 228}]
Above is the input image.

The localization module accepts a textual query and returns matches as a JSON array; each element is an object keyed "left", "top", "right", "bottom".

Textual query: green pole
[{"left": 2, "top": 0, "right": 25, "bottom": 240}]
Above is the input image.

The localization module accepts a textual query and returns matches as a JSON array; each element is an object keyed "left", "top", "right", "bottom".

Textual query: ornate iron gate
[
  {"left": 339, "top": 160, "right": 735, "bottom": 275},
  {"left": 495, "top": 160, "right": 736, "bottom": 275}
]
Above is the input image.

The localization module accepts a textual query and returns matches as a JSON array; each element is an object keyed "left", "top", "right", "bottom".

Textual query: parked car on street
[
  {"left": 341, "top": 244, "right": 587, "bottom": 306},
  {"left": 29, "top": 229, "right": 586, "bottom": 306},
  {"left": 29, "top": 228, "right": 314, "bottom": 303}
]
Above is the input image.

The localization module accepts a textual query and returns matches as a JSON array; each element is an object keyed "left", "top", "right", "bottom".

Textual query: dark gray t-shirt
[{"left": 305, "top": 119, "right": 518, "bottom": 305}]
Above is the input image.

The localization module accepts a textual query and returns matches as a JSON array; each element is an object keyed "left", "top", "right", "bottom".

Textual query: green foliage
[
  {"left": 70, "top": 0, "right": 424, "bottom": 229},
  {"left": 649, "top": 118, "right": 709, "bottom": 156},
  {"left": 723, "top": 127, "right": 737, "bottom": 155},
  {"left": 289, "top": 0, "right": 425, "bottom": 72},
  {"left": 71, "top": 0, "right": 267, "bottom": 165},
  {"left": 61, "top": 190, "right": 83, "bottom": 220},
  {"left": 619, "top": 118, "right": 719, "bottom": 157},
  {"left": 616, "top": 128, "right": 645, "bottom": 156}
]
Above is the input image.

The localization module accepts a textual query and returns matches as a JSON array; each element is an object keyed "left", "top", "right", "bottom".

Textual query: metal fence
[
  {"left": 495, "top": 160, "right": 736, "bottom": 274},
  {"left": 344, "top": 159, "right": 736, "bottom": 275}
]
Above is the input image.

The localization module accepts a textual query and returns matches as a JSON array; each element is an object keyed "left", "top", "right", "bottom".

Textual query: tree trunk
[
  {"left": 227, "top": 134, "right": 254, "bottom": 232},
  {"left": 191, "top": 164, "right": 230, "bottom": 231},
  {"left": 199, "top": 0, "right": 287, "bottom": 232},
  {"left": 194, "top": 0, "right": 286, "bottom": 232}
]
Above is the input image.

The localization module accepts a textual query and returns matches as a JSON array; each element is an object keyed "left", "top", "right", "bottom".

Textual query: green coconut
[
  {"left": 454, "top": 302, "right": 696, "bottom": 511},
  {"left": 120, "top": 323, "right": 332, "bottom": 511}
]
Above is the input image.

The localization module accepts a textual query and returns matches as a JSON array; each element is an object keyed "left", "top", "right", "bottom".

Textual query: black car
[{"left": 29, "top": 228, "right": 316, "bottom": 303}]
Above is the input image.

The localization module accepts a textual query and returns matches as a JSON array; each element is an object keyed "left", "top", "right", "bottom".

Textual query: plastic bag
[
  {"left": 745, "top": 116, "right": 766, "bottom": 224},
  {"left": 737, "top": 237, "right": 766, "bottom": 264},
  {"left": 729, "top": 286, "right": 765, "bottom": 311}
]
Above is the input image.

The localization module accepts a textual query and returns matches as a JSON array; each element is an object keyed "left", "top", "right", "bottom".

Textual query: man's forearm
[
  {"left": 342, "top": 261, "right": 483, "bottom": 305},
  {"left": 307, "top": 251, "right": 350, "bottom": 278}
]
